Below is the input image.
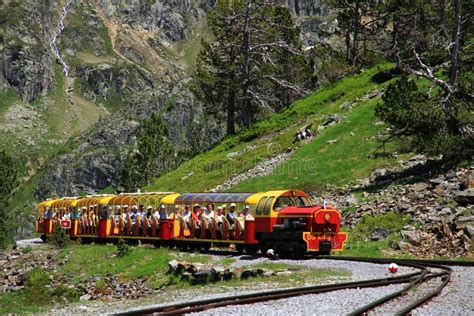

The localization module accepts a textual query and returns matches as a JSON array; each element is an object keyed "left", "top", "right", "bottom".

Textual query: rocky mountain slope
[
  {"left": 0, "top": 0, "right": 342, "bottom": 239},
  {"left": 1, "top": 0, "right": 337, "bottom": 197}
]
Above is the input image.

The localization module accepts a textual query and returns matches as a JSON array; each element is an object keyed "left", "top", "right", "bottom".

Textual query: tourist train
[{"left": 36, "top": 190, "right": 347, "bottom": 257}]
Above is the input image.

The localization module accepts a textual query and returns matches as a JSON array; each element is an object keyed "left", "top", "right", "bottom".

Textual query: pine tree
[
  {"left": 118, "top": 113, "right": 175, "bottom": 192},
  {"left": 193, "top": 0, "right": 312, "bottom": 134},
  {"left": 0, "top": 150, "right": 19, "bottom": 248}
]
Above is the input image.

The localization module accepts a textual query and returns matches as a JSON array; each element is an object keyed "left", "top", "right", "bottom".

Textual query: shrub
[
  {"left": 116, "top": 239, "right": 129, "bottom": 257},
  {"left": 50, "top": 284, "right": 79, "bottom": 303},
  {"left": 24, "top": 268, "right": 51, "bottom": 305},
  {"left": 21, "top": 246, "right": 32, "bottom": 254},
  {"left": 94, "top": 279, "right": 107, "bottom": 293},
  {"left": 47, "top": 225, "right": 70, "bottom": 248}
]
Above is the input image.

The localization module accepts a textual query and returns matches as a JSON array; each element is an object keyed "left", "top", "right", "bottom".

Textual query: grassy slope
[{"left": 146, "top": 64, "right": 406, "bottom": 193}]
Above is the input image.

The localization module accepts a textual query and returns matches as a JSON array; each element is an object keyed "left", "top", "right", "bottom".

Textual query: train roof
[
  {"left": 36, "top": 190, "right": 311, "bottom": 208},
  {"left": 99, "top": 192, "right": 175, "bottom": 206},
  {"left": 169, "top": 192, "right": 259, "bottom": 204}
]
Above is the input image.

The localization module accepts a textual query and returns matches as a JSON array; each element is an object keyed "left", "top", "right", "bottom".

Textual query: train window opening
[
  {"left": 274, "top": 196, "right": 294, "bottom": 211},
  {"left": 263, "top": 197, "right": 274, "bottom": 215},
  {"left": 256, "top": 196, "right": 267, "bottom": 215},
  {"left": 294, "top": 196, "right": 310, "bottom": 206}
]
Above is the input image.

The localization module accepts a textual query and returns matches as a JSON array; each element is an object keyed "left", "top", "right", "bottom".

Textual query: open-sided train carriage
[
  {"left": 36, "top": 197, "right": 80, "bottom": 239},
  {"left": 161, "top": 192, "right": 260, "bottom": 253},
  {"left": 95, "top": 192, "right": 174, "bottom": 241}
]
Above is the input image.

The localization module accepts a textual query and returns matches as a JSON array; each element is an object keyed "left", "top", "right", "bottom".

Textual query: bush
[
  {"left": 21, "top": 246, "right": 32, "bottom": 254},
  {"left": 24, "top": 268, "right": 51, "bottom": 305},
  {"left": 94, "top": 279, "right": 107, "bottom": 293},
  {"left": 50, "top": 284, "right": 79, "bottom": 303},
  {"left": 376, "top": 76, "right": 473, "bottom": 160},
  {"left": 116, "top": 239, "right": 129, "bottom": 257},
  {"left": 24, "top": 268, "right": 79, "bottom": 305},
  {"left": 47, "top": 225, "right": 70, "bottom": 248}
]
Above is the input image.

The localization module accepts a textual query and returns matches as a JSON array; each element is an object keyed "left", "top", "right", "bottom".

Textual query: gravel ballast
[{"left": 48, "top": 256, "right": 473, "bottom": 315}]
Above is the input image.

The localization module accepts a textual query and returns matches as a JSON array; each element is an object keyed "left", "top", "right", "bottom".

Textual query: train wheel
[
  {"left": 236, "top": 244, "right": 244, "bottom": 254},
  {"left": 189, "top": 243, "right": 198, "bottom": 252},
  {"left": 259, "top": 243, "right": 269, "bottom": 255},
  {"left": 202, "top": 243, "right": 212, "bottom": 252},
  {"left": 245, "top": 245, "right": 259, "bottom": 254}
]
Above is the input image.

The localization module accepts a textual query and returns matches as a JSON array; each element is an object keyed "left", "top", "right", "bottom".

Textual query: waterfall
[{"left": 50, "top": 0, "right": 73, "bottom": 77}]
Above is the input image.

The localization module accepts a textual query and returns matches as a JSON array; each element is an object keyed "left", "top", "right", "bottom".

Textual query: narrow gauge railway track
[{"left": 114, "top": 257, "right": 473, "bottom": 316}]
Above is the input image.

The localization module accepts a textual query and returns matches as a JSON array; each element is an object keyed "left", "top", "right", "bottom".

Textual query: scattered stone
[
  {"left": 168, "top": 260, "right": 180, "bottom": 274},
  {"left": 339, "top": 101, "right": 352, "bottom": 110},
  {"left": 323, "top": 114, "right": 345, "bottom": 126},
  {"left": 80, "top": 294, "right": 92, "bottom": 301},
  {"left": 276, "top": 270, "right": 293, "bottom": 276},
  {"left": 370, "top": 227, "right": 389, "bottom": 241},
  {"left": 401, "top": 230, "right": 422, "bottom": 246},
  {"left": 455, "top": 189, "right": 474, "bottom": 205}
]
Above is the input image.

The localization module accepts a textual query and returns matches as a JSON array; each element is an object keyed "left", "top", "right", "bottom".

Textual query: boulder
[
  {"left": 276, "top": 270, "right": 293, "bottom": 276},
  {"left": 464, "top": 226, "right": 474, "bottom": 239},
  {"left": 401, "top": 230, "right": 422, "bottom": 246},
  {"left": 371, "top": 227, "right": 390, "bottom": 241},
  {"left": 455, "top": 189, "right": 474, "bottom": 205},
  {"left": 168, "top": 260, "right": 180, "bottom": 274},
  {"left": 323, "top": 114, "right": 345, "bottom": 126},
  {"left": 339, "top": 101, "right": 352, "bottom": 110},
  {"left": 80, "top": 294, "right": 92, "bottom": 301}
]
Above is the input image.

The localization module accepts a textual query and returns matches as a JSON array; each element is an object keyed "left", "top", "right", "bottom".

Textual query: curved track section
[{"left": 113, "top": 256, "right": 473, "bottom": 316}]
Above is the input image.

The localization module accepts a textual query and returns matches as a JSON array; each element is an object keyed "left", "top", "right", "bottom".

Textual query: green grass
[
  {"left": 340, "top": 211, "right": 412, "bottom": 257},
  {"left": 58, "top": 244, "right": 172, "bottom": 283},
  {"left": 0, "top": 267, "right": 79, "bottom": 314},
  {"left": 0, "top": 88, "right": 20, "bottom": 115},
  {"left": 146, "top": 63, "right": 405, "bottom": 193}
]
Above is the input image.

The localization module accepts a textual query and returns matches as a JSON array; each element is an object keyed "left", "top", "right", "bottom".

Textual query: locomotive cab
[{"left": 253, "top": 190, "right": 347, "bottom": 256}]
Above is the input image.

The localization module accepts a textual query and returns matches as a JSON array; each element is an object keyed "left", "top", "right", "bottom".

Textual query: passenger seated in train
[
  {"left": 182, "top": 205, "right": 191, "bottom": 227},
  {"left": 44, "top": 207, "right": 51, "bottom": 219},
  {"left": 62, "top": 208, "right": 71, "bottom": 220},
  {"left": 146, "top": 206, "right": 153, "bottom": 236},
  {"left": 202, "top": 206, "right": 214, "bottom": 224},
  {"left": 191, "top": 204, "right": 202, "bottom": 231},
  {"left": 138, "top": 204, "right": 146, "bottom": 219},
  {"left": 159, "top": 205, "right": 168, "bottom": 219},
  {"left": 226, "top": 203, "right": 237, "bottom": 226},
  {"left": 174, "top": 205, "right": 182, "bottom": 218},
  {"left": 52, "top": 208, "right": 59, "bottom": 221},
  {"left": 146, "top": 206, "right": 153, "bottom": 222},
  {"left": 239, "top": 205, "right": 254, "bottom": 220},
  {"left": 216, "top": 206, "right": 225, "bottom": 236}
]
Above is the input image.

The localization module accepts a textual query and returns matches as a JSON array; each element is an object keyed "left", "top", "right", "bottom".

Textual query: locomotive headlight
[{"left": 324, "top": 213, "right": 331, "bottom": 223}]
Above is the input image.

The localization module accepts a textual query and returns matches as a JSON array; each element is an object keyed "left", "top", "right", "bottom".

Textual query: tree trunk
[
  {"left": 449, "top": 0, "right": 461, "bottom": 86},
  {"left": 240, "top": 0, "right": 252, "bottom": 128},
  {"left": 345, "top": 31, "right": 351, "bottom": 62},
  {"left": 227, "top": 87, "right": 236, "bottom": 135},
  {"left": 351, "top": 0, "right": 360, "bottom": 66}
]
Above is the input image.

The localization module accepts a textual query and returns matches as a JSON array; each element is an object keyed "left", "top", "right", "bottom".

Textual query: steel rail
[
  {"left": 317, "top": 255, "right": 474, "bottom": 267},
  {"left": 350, "top": 263, "right": 452, "bottom": 315},
  {"left": 395, "top": 265, "right": 452, "bottom": 316},
  {"left": 115, "top": 270, "right": 423, "bottom": 316},
  {"left": 115, "top": 255, "right": 470, "bottom": 316}
]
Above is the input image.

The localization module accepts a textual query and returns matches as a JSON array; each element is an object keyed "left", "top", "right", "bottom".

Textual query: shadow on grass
[{"left": 353, "top": 158, "right": 458, "bottom": 194}]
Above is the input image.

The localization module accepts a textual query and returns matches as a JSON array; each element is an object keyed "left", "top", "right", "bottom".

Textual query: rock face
[
  {"left": 0, "top": 1, "right": 57, "bottom": 101},
  {"left": 1, "top": 0, "right": 334, "bottom": 200}
]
